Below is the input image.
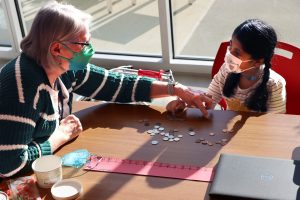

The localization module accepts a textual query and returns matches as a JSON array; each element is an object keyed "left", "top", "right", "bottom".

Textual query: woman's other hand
[{"left": 48, "top": 114, "right": 83, "bottom": 152}]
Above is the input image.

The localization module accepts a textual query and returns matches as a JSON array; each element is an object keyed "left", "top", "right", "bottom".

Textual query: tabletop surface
[{"left": 39, "top": 101, "right": 300, "bottom": 200}]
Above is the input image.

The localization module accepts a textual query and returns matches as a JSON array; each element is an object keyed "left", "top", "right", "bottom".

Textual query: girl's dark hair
[{"left": 223, "top": 19, "right": 277, "bottom": 112}]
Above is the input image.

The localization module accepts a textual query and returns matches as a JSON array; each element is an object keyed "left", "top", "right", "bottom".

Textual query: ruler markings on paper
[{"left": 84, "top": 156, "right": 214, "bottom": 182}]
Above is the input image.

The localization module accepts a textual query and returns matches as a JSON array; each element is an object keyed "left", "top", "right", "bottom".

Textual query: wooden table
[{"left": 40, "top": 101, "right": 300, "bottom": 200}]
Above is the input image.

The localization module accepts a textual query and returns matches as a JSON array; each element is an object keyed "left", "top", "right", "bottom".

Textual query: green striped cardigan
[{"left": 0, "top": 53, "right": 154, "bottom": 177}]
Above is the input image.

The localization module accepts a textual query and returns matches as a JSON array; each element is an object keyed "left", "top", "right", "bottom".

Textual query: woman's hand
[
  {"left": 173, "top": 84, "right": 213, "bottom": 118},
  {"left": 48, "top": 114, "right": 83, "bottom": 152}
]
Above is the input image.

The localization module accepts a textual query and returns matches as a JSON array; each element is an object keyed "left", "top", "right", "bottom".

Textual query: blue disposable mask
[{"left": 60, "top": 43, "right": 95, "bottom": 71}]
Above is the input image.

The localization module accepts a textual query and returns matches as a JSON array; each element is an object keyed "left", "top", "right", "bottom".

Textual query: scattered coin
[
  {"left": 151, "top": 140, "right": 159, "bottom": 145},
  {"left": 209, "top": 132, "right": 215, "bottom": 136},
  {"left": 163, "top": 137, "right": 169, "bottom": 141},
  {"left": 201, "top": 141, "right": 208, "bottom": 145},
  {"left": 189, "top": 131, "right": 196, "bottom": 136},
  {"left": 222, "top": 128, "right": 228, "bottom": 133},
  {"left": 168, "top": 138, "right": 174, "bottom": 142},
  {"left": 154, "top": 125, "right": 160, "bottom": 129},
  {"left": 221, "top": 138, "right": 228, "bottom": 142},
  {"left": 174, "top": 137, "right": 180, "bottom": 142},
  {"left": 160, "top": 132, "right": 166, "bottom": 135},
  {"left": 168, "top": 135, "right": 175, "bottom": 139},
  {"left": 207, "top": 142, "right": 213, "bottom": 146},
  {"left": 158, "top": 127, "right": 165, "bottom": 131},
  {"left": 177, "top": 134, "right": 183, "bottom": 138}
]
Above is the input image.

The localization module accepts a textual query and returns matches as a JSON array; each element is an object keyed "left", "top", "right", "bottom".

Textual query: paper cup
[{"left": 32, "top": 155, "right": 62, "bottom": 188}]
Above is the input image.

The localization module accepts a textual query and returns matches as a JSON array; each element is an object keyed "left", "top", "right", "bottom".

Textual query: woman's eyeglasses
[{"left": 70, "top": 41, "right": 90, "bottom": 46}]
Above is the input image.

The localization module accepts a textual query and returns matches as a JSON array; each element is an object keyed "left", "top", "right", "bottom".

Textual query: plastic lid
[{"left": 51, "top": 179, "right": 82, "bottom": 200}]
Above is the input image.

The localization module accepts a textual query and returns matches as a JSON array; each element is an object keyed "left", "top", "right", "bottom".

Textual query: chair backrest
[
  {"left": 212, "top": 41, "right": 300, "bottom": 115},
  {"left": 271, "top": 42, "right": 300, "bottom": 115}
]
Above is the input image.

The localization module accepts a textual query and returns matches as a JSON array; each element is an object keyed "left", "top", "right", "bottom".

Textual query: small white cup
[{"left": 32, "top": 155, "right": 62, "bottom": 188}]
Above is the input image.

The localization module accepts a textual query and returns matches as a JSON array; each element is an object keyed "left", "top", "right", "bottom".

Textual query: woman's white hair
[{"left": 20, "top": 1, "right": 92, "bottom": 67}]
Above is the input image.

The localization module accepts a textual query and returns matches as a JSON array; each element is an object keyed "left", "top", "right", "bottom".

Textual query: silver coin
[
  {"left": 168, "top": 135, "right": 174, "bottom": 139},
  {"left": 222, "top": 128, "right": 228, "bottom": 133},
  {"left": 164, "top": 133, "right": 170, "bottom": 137},
  {"left": 154, "top": 125, "right": 160, "bottom": 129},
  {"left": 158, "top": 127, "right": 165, "bottom": 131},
  {"left": 168, "top": 138, "right": 174, "bottom": 142},
  {"left": 177, "top": 134, "right": 183, "bottom": 138},
  {"left": 174, "top": 137, "right": 180, "bottom": 142},
  {"left": 160, "top": 132, "right": 166, "bottom": 135},
  {"left": 151, "top": 140, "right": 159, "bottom": 145},
  {"left": 209, "top": 132, "right": 215, "bottom": 136},
  {"left": 150, "top": 133, "right": 156, "bottom": 136},
  {"left": 163, "top": 137, "right": 169, "bottom": 141},
  {"left": 189, "top": 131, "right": 196, "bottom": 136}
]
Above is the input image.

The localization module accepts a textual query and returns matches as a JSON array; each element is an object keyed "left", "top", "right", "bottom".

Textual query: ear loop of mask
[{"left": 57, "top": 43, "right": 76, "bottom": 62}]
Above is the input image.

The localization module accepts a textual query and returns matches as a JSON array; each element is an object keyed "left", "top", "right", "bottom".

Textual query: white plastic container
[{"left": 51, "top": 179, "right": 83, "bottom": 200}]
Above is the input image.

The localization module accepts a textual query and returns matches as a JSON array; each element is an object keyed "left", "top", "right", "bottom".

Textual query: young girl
[{"left": 207, "top": 19, "right": 286, "bottom": 113}]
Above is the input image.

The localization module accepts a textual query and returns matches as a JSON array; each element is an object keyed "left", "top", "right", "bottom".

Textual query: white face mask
[{"left": 224, "top": 48, "right": 255, "bottom": 73}]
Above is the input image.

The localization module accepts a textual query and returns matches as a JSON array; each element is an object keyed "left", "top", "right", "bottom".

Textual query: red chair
[
  {"left": 211, "top": 41, "right": 300, "bottom": 115},
  {"left": 211, "top": 42, "right": 230, "bottom": 110}
]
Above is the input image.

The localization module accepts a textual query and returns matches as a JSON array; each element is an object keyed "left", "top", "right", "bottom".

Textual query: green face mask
[{"left": 60, "top": 43, "right": 95, "bottom": 71}]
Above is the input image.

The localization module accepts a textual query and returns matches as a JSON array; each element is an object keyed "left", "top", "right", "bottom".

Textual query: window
[
  {"left": 171, "top": 0, "right": 300, "bottom": 59},
  {"left": 0, "top": 0, "right": 11, "bottom": 47},
  {"left": 20, "top": 0, "right": 162, "bottom": 57}
]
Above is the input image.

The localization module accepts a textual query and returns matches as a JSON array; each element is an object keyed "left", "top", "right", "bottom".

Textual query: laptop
[{"left": 209, "top": 153, "right": 300, "bottom": 200}]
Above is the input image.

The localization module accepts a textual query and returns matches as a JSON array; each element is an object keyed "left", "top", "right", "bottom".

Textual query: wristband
[{"left": 167, "top": 81, "right": 178, "bottom": 96}]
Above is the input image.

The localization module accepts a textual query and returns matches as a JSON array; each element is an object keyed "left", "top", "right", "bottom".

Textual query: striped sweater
[
  {"left": 0, "top": 53, "right": 154, "bottom": 177},
  {"left": 207, "top": 63, "right": 286, "bottom": 113}
]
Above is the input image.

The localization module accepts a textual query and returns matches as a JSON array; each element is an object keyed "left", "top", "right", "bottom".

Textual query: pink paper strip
[{"left": 84, "top": 156, "right": 214, "bottom": 182}]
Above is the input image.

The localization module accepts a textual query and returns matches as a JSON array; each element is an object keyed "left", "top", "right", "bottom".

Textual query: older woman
[{"left": 0, "top": 1, "right": 212, "bottom": 177}]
